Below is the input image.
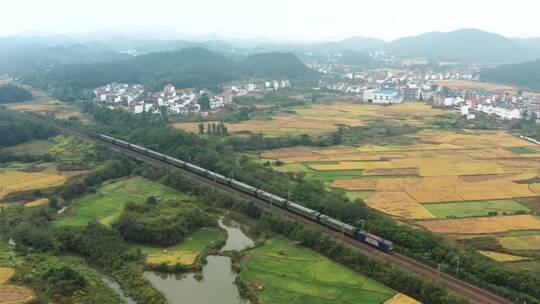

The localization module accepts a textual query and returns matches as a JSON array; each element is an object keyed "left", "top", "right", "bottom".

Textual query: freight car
[{"left": 286, "top": 202, "right": 320, "bottom": 220}]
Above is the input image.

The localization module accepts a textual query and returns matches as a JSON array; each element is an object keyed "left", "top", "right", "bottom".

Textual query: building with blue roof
[{"left": 362, "top": 89, "right": 404, "bottom": 104}]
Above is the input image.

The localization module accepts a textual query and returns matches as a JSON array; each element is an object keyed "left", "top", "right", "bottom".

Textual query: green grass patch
[
  {"left": 239, "top": 237, "right": 395, "bottom": 304},
  {"left": 273, "top": 163, "right": 314, "bottom": 174},
  {"left": 2, "top": 139, "right": 54, "bottom": 155},
  {"left": 508, "top": 146, "right": 540, "bottom": 154},
  {"left": 503, "top": 230, "right": 540, "bottom": 237},
  {"left": 131, "top": 228, "right": 220, "bottom": 254},
  {"left": 55, "top": 177, "right": 184, "bottom": 227},
  {"left": 423, "top": 199, "right": 530, "bottom": 218},
  {"left": 345, "top": 191, "right": 374, "bottom": 202}
]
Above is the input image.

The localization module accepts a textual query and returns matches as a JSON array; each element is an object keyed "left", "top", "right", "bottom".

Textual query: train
[{"left": 92, "top": 133, "right": 394, "bottom": 253}]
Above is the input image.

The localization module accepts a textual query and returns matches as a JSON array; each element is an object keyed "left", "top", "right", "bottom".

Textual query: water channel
[{"left": 144, "top": 217, "right": 254, "bottom": 304}]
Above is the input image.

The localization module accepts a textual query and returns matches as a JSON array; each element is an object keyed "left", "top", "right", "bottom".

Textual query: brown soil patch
[{"left": 0, "top": 285, "right": 34, "bottom": 304}]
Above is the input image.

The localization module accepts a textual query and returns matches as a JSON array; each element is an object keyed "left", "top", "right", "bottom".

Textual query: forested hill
[
  {"left": 382, "top": 29, "right": 539, "bottom": 63},
  {"left": 240, "top": 52, "right": 315, "bottom": 78},
  {"left": 25, "top": 47, "right": 315, "bottom": 95},
  {"left": 480, "top": 59, "right": 540, "bottom": 90},
  {"left": 0, "top": 84, "right": 33, "bottom": 103}
]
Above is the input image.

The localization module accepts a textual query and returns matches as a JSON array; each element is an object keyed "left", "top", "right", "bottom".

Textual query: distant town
[{"left": 92, "top": 63, "right": 538, "bottom": 123}]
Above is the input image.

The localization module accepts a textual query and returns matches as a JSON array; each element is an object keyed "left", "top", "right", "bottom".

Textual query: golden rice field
[
  {"left": 0, "top": 171, "right": 66, "bottom": 199},
  {"left": 0, "top": 268, "right": 14, "bottom": 284},
  {"left": 416, "top": 215, "right": 540, "bottom": 234},
  {"left": 478, "top": 251, "right": 531, "bottom": 262},
  {"left": 498, "top": 235, "right": 540, "bottom": 251},
  {"left": 172, "top": 102, "right": 449, "bottom": 136},
  {"left": 433, "top": 80, "right": 517, "bottom": 92},
  {"left": 145, "top": 250, "right": 199, "bottom": 266},
  {"left": 24, "top": 198, "right": 49, "bottom": 208},
  {"left": 384, "top": 293, "right": 422, "bottom": 304},
  {"left": 262, "top": 130, "right": 540, "bottom": 221}
]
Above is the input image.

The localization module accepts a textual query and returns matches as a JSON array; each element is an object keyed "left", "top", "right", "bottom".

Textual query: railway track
[{"left": 41, "top": 120, "right": 511, "bottom": 304}]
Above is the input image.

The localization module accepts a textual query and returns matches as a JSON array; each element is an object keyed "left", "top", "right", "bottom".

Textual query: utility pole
[
  {"left": 454, "top": 256, "right": 460, "bottom": 276},
  {"left": 437, "top": 263, "right": 446, "bottom": 278}
]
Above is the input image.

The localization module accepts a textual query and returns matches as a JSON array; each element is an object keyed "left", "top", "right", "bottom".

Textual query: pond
[{"left": 144, "top": 217, "right": 253, "bottom": 304}]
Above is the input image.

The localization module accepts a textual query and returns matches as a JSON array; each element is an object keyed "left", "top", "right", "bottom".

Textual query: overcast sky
[{"left": 1, "top": 0, "right": 539, "bottom": 41}]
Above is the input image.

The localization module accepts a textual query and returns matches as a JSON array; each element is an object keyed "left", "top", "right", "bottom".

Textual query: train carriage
[
  {"left": 230, "top": 180, "right": 258, "bottom": 195},
  {"left": 256, "top": 191, "right": 288, "bottom": 207},
  {"left": 147, "top": 150, "right": 166, "bottom": 160},
  {"left": 319, "top": 215, "right": 358, "bottom": 236},
  {"left": 98, "top": 134, "right": 114, "bottom": 143},
  {"left": 130, "top": 144, "right": 147, "bottom": 154},
  {"left": 206, "top": 171, "right": 230, "bottom": 185},
  {"left": 171, "top": 158, "right": 186, "bottom": 168},
  {"left": 115, "top": 139, "right": 130, "bottom": 148},
  {"left": 286, "top": 202, "right": 320, "bottom": 220},
  {"left": 184, "top": 163, "right": 207, "bottom": 175}
]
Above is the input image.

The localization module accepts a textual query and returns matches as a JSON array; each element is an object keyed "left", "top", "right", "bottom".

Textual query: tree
[
  {"left": 198, "top": 95, "right": 211, "bottom": 111},
  {"left": 49, "top": 197, "right": 58, "bottom": 209},
  {"left": 198, "top": 123, "right": 204, "bottom": 134},
  {"left": 146, "top": 196, "right": 157, "bottom": 205}
]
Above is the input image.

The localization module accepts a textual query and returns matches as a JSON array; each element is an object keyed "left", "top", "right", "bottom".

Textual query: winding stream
[
  {"left": 100, "top": 274, "right": 137, "bottom": 304},
  {"left": 144, "top": 217, "right": 253, "bottom": 304}
]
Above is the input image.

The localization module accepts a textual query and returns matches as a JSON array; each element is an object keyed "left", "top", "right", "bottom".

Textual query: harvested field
[
  {"left": 309, "top": 161, "right": 396, "bottom": 171},
  {"left": 0, "top": 285, "right": 33, "bottom": 304},
  {"left": 365, "top": 191, "right": 435, "bottom": 219},
  {"left": 384, "top": 293, "right": 421, "bottom": 304},
  {"left": 146, "top": 251, "right": 199, "bottom": 266},
  {"left": 478, "top": 251, "right": 531, "bottom": 262},
  {"left": 417, "top": 215, "right": 540, "bottom": 234},
  {"left": 0, "top": 268, "right": 15, "bottom": 284},
  {"left": 172, "top": 102, "right": 450, "bottom": 136},
  {"left": 260, "top": 128, "right": 540, "bottom": 220},
  {"left": 24, "top": 198, "right": 49, "bottom": 208},
  {"left": 433, "top": 80, "right": 517, "bottom": 92},
  {"left": 498, "top": 235, "right": 540, "bottom": 251},
  {"left": 0, "top": 171, "right": 66, "bottom": 199}
]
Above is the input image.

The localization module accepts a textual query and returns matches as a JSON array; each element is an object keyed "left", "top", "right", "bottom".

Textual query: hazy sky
[{"left": 1, "top": 0, "right": 539, "bottom": 41}]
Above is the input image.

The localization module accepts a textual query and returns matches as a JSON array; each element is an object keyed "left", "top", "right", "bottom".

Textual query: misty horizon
[{"left": 2, "top": 0, "right": 540, "bottom": 41}]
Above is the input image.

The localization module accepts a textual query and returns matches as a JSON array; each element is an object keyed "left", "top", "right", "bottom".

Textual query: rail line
[{"left": 42, "top": 121, "right": 511, "bottom": 304}]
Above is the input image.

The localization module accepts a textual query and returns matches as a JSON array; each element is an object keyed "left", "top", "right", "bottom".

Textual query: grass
[
  {"left": 2, "top": 139, "right": 54, "bottom": 155},
  {"left": 422, "top": 200, "right": 531, "bottom": 218},
  {"left": 478, "top": 251, "right": 531, "bottom": 262},
  {"left": 55, "top": 177, "right": 184, "bottom": 227},
  {"left": 131, "top": 228, "right": 220, "bottom": 266},
  {"left": 345, "top": 191, "right": 374, "bottom": 202},
  {"left": 239, "top": 237, "right": 395, "bottom": 304},
  {"left": 508, "top": 146, "right": 540, "bottom": 154},
  {"left": 132, "top": 229, "right": 220, "bottom": 254}
]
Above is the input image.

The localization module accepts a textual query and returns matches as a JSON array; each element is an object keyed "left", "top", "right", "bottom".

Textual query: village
[
  {"left": 315, "top": 65, "right": 540, "bottom": 122},
  {"left": 92, "top": 79, "right": 291, "bottom": 116}
]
